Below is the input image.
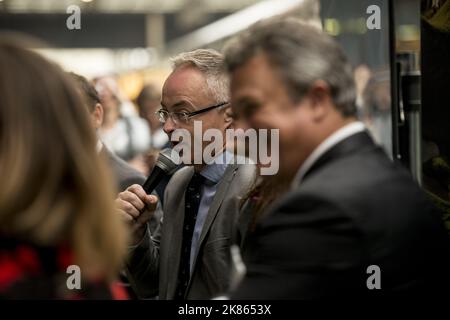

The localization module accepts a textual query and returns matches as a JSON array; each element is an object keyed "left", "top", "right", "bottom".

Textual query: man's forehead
[
  {"left": 162, "top": 67, "right": 211, "bottom": 108},
  {"left": 230, "top": 54, "right": 273, "bottom": 93},
  {"left": 164, "top": 65, "right": 206, "bottom": 89},
  {"left": 231, "top": 52, "right": 272, "bottom": 80}
]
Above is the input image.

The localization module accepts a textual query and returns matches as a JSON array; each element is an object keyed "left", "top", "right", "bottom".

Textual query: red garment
[{"left": 0, "top": 237, "right": 128, "bottom": 300}]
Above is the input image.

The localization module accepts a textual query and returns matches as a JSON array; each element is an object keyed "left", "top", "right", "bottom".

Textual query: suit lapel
[{"left": 189, "top": 164, "right": 238, "bottom": 274}]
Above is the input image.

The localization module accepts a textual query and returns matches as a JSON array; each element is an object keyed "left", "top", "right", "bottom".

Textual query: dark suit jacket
[
  {"left": 126, "top": 163, "right": 256, "bottom": 299},
  {"left": 233, "top": 131, "right": 450, "bottom": 299}
]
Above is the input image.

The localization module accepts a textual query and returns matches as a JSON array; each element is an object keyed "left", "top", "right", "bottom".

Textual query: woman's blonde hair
[{"left": 0, "top": 34, "right": 128, "bottom": 280}]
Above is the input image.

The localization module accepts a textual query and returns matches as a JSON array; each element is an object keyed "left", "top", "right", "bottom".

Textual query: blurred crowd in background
[{"left": 0, "top": 0, "right": 422, "bottom": 168}]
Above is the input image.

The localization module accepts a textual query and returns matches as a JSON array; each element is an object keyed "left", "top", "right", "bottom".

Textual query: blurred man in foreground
[
  {"left": 70, "top": 73, "right": 163, "bottom": 298},
  {"left": 223, "top": 18, "right": 450, "bottom": 298}
]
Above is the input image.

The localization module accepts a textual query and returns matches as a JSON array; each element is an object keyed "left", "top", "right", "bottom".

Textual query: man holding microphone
[{"left": 116, "top": 49, "right": 256, "bottom": 300}]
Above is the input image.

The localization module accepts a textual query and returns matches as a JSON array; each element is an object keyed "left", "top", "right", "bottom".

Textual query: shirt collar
[
  {"left": 291, "top": 121, "right": 366, "bottom": 188},
  {"left": 199, "top": 150, "right": 233, "bottom": 184}
]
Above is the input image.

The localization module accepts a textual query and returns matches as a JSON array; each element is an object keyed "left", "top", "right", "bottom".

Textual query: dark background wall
[
  {"left": 0, "top": 14, "right": 146, "bottom": 48},
  {"left": 421, "top": 21, "right": 450, "bottom": 156}
]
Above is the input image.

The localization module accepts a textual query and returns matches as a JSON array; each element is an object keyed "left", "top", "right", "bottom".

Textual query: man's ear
[
  {"left": 306, "top": 80, "right": 333, "bottom": 122},
  {"left": 223, "top": 105, "right": 234, "bottom": 129},
  {"left": 92, "top": 103, "right": 104, "bottom": 129}
]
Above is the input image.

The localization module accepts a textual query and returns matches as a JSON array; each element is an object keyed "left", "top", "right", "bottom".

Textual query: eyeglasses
[{"left": 155, "top": 101, "right": 229, "bottom": 124}]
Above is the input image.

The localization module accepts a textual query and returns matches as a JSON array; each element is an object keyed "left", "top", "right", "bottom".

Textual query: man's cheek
[{"left": 249, "top": 116, "right": 276, "bottom": 131}]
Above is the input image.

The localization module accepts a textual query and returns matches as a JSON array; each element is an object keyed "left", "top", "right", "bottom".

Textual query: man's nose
[{"left": 163, "top": 116, "right": 177, "bottom": 134}]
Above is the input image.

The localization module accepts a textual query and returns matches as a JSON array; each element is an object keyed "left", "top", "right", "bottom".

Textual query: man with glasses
[{"left": 117, "top": 49, "right": 256, "bottom": 299}]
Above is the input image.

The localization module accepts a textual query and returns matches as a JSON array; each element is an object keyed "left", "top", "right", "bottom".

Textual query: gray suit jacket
[{"left": 126, "top": 163, "right": 256, "bottom": 299}]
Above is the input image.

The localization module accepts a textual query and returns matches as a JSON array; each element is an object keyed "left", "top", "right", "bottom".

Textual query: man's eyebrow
[
  {"left": 172, "top": 101, "right": 189, "bottom": 109},
  {"left": 160, "top": 100, "right": 190, "bottom": 110}
]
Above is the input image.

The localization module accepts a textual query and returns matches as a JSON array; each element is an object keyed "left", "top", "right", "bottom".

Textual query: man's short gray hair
[
  {"left": 170, "top": 49, "right": 229, "bottom": 105},
  {"left": 223, "top": 18, "right": 356, "bottom": 117}
]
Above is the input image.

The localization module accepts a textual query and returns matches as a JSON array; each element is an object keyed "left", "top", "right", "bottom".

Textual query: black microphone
[{"left": 142, "top": 148, "right": 179, "bottom": 194}]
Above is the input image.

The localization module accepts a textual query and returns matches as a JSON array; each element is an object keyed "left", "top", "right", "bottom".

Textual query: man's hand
[{"left": 116, "top": 184, "right": 158, "bottom": 245}]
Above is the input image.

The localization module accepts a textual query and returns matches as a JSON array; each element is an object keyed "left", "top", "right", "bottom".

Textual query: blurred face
[
  {"left": 140, "top": 99, "right": 161, "bottom": 131},
  {"left": 94, "top": 78, "right": 121, "bottom": 116},
  {"left": 230, "top": 53, "right": 320, "bottom": 178},
  {"left": 161, "top": 65, "right": 231, "bottom": 165}
]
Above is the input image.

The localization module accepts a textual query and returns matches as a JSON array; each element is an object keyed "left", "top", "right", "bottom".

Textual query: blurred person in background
[
  {"left": 134, "top": 84, "right": 179, "bottom": 204},
  {"left": 69, "top": 72, "right": 162, "bottom": 233},
  {"left": 353, "top": 64, "right": 372, "bottom": 118},
  {"left": 362, "top": 69, "right": 392, "bottom": 158},
  {"left": 224, "top": 18, "right": 450, "bottom": 298},
  {"left": 70, "top": 73, "right": 163, "bottom": 299},
  {"left": 94, "top": 76, "right": 151, "bottom": 163},
  {"left": 0, "top": 35, "right": 130, "bottom": 299},
  {"left": 69, "top": 73, "right": 146, "bottom": 193},
  {"left": 135, "top": 84, "right": 170, "bottom": 150}
]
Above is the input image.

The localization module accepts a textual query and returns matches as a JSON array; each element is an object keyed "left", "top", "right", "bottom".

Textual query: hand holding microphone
[{"left": 116, "top": 148, "right": 179, "bottom": 244}]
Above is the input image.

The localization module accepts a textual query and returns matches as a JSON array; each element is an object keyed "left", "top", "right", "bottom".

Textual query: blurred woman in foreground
[{"left": 0, "top": 35, "right": 128, "bottom": 299}]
